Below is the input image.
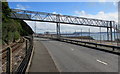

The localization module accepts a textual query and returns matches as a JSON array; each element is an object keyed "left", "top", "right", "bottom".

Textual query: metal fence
[
  {"left": 1, "top": 36, "right": 33, "bottom": 74},
  {"left": 16, "top": 36, "right": 33, "bottom": 73}
]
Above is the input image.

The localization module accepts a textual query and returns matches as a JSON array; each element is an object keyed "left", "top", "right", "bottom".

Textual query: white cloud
[
  {"left": 16, "top": 4, "right": 30, "bottom": 10},
  {"left": 52, "top": 12, "right": 62, "bottom": 15},
  {"left": 74, "top": 10, "right": 118, "bottom": 32},
  {"left": 99, "top": 0, "right": 106, "bottom": 2},
  {"left": 75, "top": 10, "right": 118, "bottom": 22},
  {"left": 113, "top": 2, "right": 118, "bottom": 7},
  {"left": 52, "top": 12, "right": 57, "bottom": 14}
]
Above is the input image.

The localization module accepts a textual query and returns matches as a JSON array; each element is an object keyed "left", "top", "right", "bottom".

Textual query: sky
[
  {"left": 8, "top": 2, "right": 118, "bottom": 33},
  {"left": 5, "top": 0, "right": 120, "bottom": 2}
]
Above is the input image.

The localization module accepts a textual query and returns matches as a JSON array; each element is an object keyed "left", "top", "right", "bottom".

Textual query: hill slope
[{"left": 2, "top": 2, "right": 33, "bottom": 45}]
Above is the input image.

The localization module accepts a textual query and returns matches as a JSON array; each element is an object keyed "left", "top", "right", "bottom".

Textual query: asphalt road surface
[{"left": 35, "top": 37, "right": 118, "bottom": 72}]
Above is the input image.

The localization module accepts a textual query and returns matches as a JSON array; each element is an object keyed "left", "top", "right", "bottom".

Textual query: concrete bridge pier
[
  {"left": 107, "top": 21, "right": 113, "bottom": 42},
  {"left": 56, "top": 14, "right": 61, "bottom": 39},
  {"left": 56, "top": 22, "right": 61, "bottom": 39}
]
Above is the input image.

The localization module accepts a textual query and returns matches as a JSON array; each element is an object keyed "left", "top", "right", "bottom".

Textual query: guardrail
[
  {"left": 62, "top": 38, "right": 120, "bottom": 50},
  {"left": 1, "top": 36, "right": 33, "bottom": 74},
  {"left": 16, "top": 36, "right": 33, "bottom": 73},
  {"left": 1, "top": 38, "right": 25, "bottom": 73},
  {"left": 40, "top": 36, "right": 120, "bottom": 55}
]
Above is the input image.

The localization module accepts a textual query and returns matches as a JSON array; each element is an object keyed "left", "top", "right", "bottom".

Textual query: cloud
[
  {"left": 52, "top": 12, "right": 58, "bottom": 14},
  {"left": 113, "top": 2, "right": 118, "bottom": 7},
  {"left": 99, "top": 0, "right": 106, "bottom": 2},
  {"left": 52, "top": 12, "right": 62, "bottom": 15},
  {"left": 16, "top": 4, "right": 30, "bottom": 10},
  {"left": 75, "top": 10, "right": 118, "bottom": 22}
]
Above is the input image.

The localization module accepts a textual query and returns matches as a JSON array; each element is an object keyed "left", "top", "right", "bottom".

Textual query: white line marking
[{"left": 96, "top": 59, "right": 108, "bottom": 65}]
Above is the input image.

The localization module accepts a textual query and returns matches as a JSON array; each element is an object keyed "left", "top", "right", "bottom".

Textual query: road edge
[
  {"left": 41, "top": 41, "right": 61, "bottom": 72},
  {"left": 25, "top": 47, "right": 35, "bottom": 72}
]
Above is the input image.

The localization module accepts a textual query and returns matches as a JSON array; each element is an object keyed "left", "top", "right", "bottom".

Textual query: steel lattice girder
[{"left": 10, "top": 9, "right": 116, "bottom": 28}]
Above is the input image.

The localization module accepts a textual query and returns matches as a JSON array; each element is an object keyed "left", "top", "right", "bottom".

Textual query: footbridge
[
  {"left": 10, "top": 9, "right": 119, "bottom": 41},
  {"left": 4, "top": 9, "right": 120, "bottom": 73}
]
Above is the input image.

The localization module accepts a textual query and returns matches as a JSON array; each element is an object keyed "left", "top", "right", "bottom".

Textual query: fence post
[
  {"left": 6, "top": 47, "right": 12, "bottom": 74},
  {"left": 26, "top": 40, "right": 28, "bottom": 55}
]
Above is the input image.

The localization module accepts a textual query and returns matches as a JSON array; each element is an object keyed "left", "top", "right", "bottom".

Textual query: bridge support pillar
[
  {"left": 107, "top": 21, "right": 113, "bottom": 42},
  {"left": 107, "top": 27, "right": 109, "bottom": 41},
  {"left": 56, "top": 23, "right": 61, "bottom": 39},
  {"left": 110, "top": 21, "right": 113, "bottom": 42}
]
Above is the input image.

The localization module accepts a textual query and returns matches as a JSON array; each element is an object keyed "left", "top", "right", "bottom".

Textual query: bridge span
[{"left": 10, "top": 9, "right": 120, "bottom": 41}]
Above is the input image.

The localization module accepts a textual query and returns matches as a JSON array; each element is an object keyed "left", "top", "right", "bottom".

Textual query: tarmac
[{"left": 28, "top": 39, "right": 59, "bottom": 72}]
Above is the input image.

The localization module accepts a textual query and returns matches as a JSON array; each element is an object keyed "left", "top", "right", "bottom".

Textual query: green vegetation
[{"left": 2, "top": 2, "right": 33, "bottom": 45}]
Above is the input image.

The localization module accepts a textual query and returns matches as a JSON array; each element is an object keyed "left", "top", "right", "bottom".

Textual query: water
[{"left": 62, "top": 33, "right": 120, "bottom": 41}]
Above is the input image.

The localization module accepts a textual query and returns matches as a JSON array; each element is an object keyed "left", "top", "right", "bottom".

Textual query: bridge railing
[
  {"left": 1, "top": 36, "right": 33, "bottom": 73},
  {"left": 1, "top": 38, "right": 26, "bottom": 73},
  {"left": 16, "top": 36, "right": 33, "bottom": 73}
]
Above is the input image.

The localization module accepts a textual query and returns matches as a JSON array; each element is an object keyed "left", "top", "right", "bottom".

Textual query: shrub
[{"left": 14, "top": 31, "right": 20, "bottom": 41}]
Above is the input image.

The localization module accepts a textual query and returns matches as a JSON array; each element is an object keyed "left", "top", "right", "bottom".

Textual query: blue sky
[
  {"left": 8, "top": 2, "right": 118, "bottom": 33},
  {"left": 8, "top": 2, "right": 117, "bottom": 15}
]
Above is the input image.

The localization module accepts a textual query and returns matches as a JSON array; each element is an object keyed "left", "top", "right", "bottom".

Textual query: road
[{"left": 35, "top": 37, "right": 118, "bottom": 72}]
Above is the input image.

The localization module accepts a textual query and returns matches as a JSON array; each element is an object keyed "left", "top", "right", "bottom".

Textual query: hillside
[{"left": 2, "top": 2, "right": 33, "bottom": 45}]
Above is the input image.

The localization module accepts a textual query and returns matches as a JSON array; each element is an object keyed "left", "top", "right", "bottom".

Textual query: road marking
[{"left": 96, "top": 59, "right": 108, "bottom": 65}]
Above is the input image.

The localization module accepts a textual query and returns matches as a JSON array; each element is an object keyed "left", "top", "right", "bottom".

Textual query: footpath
[{"left": 28, "top": 39, "right": 59, "bottom": 72}]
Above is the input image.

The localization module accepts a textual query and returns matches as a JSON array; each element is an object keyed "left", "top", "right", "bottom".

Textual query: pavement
[
  {"left": 29, "top": 37, "right": 119, "bottom": 72},
  {"left": 29, "top": 38, "right": 59, "bottom": 72}
]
